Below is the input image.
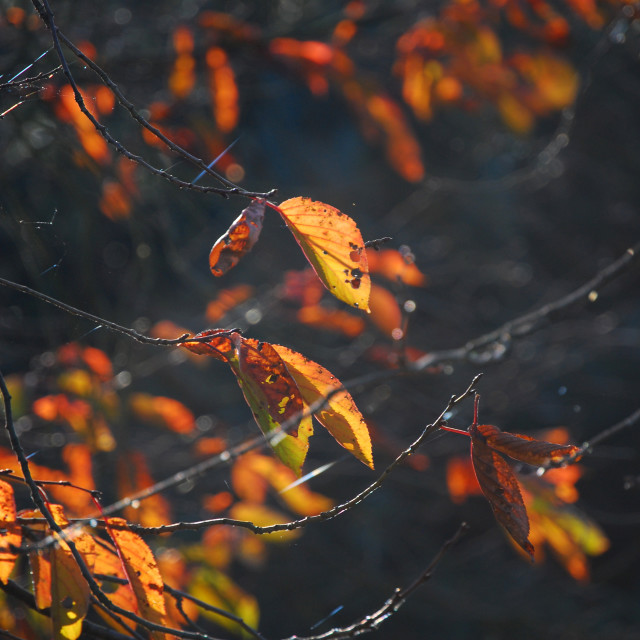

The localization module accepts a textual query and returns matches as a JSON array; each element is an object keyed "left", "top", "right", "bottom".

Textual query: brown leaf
[
  {"left": 209, "top": 200, "right": 265, "bottom": 277},
  {"left": 470, "top": 424, "right": 534, "bottom": 558},
  {"left": 181, "top": 329, "right": 235, "bottom": 361},
  {"left": 478, "top": 423, "right": 581, "bottom": 467}
]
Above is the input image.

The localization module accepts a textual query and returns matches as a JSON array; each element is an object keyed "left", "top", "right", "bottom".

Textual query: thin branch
[
  {"left": 412, "top": 243, "right": 640, "bottom": 370},
  {"left": 283, "top": 522, "right": 469, "bottom": 640},
  {"left": 30, "top": 0, "right": 274, "bottom": 200},
  {"left": 0, "top": 275, "right": 231, "bottom": 346},
  {"left": 120, "top": 375, "right": 482, "bottom": 536}
]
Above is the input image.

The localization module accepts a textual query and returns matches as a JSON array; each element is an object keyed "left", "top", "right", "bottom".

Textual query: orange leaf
[
  {"left": 277, "top": 197, "right": 371, "bottom": 311},
  {"left": 181, "top": 329, "right": 235, "bottom": 361},
  {"left": 209, "top": 200, "right": 265, "bottom": 277},
  {"left": 297, "top": 305, "right": 365, "bottom": 337},
  {"left": 130, "top": 393, "right": 195, "bottom": 434},
  {"left": 470, "top": 423, "right": 534, "bottom": 558},
  {"left": 272, "top": 344, "right": 373, "bottom": 468},
  {"left": 106, "top": 517, "right": 168, "bottom": 640},
  {"left": 368, "top": 284, "right": 403, "bottom": 337},
  {"left": 205, "top": 284, "right": 254, "bottom": 323},
  {"left": 366, "top": 248, "right": 426, "bottom": 286},
  {"left": 92, "top": 540, "right": 139, "bottom": 632},
  {"left": 477, "top": 423, "right": 581, "bottom": 467},
  {"left": 0, "top": 480, "right": 20, "bottom": 583},
  {"left": 117, "top": 452, "right": 172, "bottom": 528}
]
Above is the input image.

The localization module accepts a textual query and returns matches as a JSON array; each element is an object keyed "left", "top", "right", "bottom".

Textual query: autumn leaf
[
  {"left": 0, "top": 480, "right": 20, "bottom": 584},
  {"left": 50, "top": 530, "right": 94, "bottom": 640},
  {"left": 188, "top": 567, "right": 259, "bottom": 636},
  {"left": 92, "top": 540, "right": 140, "bottom": 632},
  {"left": 469, "top": 423, "right": 534, "bottom": 559},
  {"left": 231, "top": 337, "right": 313, "bottom": 475},
  {"left": 130, "top": 393, "right": 196, "bottom": 434},
  {"left": 209, "top": 200, "right": 265, "bottom": 277},
  {"left": 476, "top": 423, "right": 581, "bottom": 467},
  {"left": 182, "top": 331, "right": 314, "bottom": 474},
  {"left": 106, "top": 517, "right": 168, "bottom": 640},
  {"left": 273, "top": 344, "right": 373, "bottom": 468},
  {"left": 277, "top": 197, "right": 371, "bottom": 311}
]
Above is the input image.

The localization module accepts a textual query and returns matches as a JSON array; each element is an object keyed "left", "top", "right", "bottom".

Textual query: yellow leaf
[
  {"left": 230, "top": 502, "right": 300, "bottom": 542},
  {"left": 273, "top": 344, "right": 373, "bottom": 468},
  {"left": 277, "top": 197, "right": 371, "bottom": 311},
  {"left": 188, "top": 567, "right": 259, "bottom": 637},
  {"left": 50, "top": 531, "right": 93, "bottom": 640}
]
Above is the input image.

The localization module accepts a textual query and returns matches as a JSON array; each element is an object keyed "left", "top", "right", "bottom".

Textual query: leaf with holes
[
  {"left": 478, "top": 424, "right": 582, "bottom": 467},
  {"left": 230, "top": 335, "right": 313, "bottom": 475},
  {"left": 106, "top": 517, "right": 168, "bottom": 640},
  {"left": 470, "top": 423, "right": 534, "bottom": 559},
  {"left": 277, "top": 197, "right": 370, "bottom": 310},
  {"left": 209, "top": 200, "right": 265, "bottom": 277},
  {"left": 273, "top": 344, "right": 373, "bottom": 469}
]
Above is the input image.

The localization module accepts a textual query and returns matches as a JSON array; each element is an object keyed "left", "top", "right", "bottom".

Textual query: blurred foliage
[{"left": 2, "top": 0, "right": 640, "bottom": 638}]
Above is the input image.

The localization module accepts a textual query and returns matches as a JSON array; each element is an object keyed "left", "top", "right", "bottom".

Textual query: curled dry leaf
[
  {"left": 470, "top": 423, "right": 534, "bottom": 559},
  {"left": 477, "top": 423, "right": 582, "bottom": 467},
  {"left": 278, "top": 197, "right": 371, "bottom": 311},
  {"left": 209, "top": 200, "right": 265, "bottom": 277}
]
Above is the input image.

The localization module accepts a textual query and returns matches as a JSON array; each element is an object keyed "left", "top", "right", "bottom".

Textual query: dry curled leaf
[
  {"left": 470, "top": 423, "right": 534, "bottom": 559},
  {"left": 209, "top": 200, "right": 265, "bottom": 277}
]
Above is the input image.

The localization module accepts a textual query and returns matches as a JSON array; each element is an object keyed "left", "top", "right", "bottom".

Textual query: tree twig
[
  {"left": 412, "top": 243, "right": 640, "bottom": 370},
  {"left": 30, "top": 0, "right": 274, "bottom": 200},
  {"left": 283, "top": 522, "right": 469, "bottom": 640}
]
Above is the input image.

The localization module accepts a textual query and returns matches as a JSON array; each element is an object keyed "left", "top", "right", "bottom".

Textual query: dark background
[{"left": 1, "top": 1, "right": 640, "bottom": 638}]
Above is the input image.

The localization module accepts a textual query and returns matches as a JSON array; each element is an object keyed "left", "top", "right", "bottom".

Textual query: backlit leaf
[
  {"left": 366, "top": 248, "right": 427, "bottom": 286},
  {"left": 130, "top": 393, "right": 196, "bottom": 434},
  {"left": 209, "top": 200, "right": 265, "bottom": 277},
  {"left": 0, "top": 480, "right": 20, "bottom": 583},
  {"left": 106, "top": 517, "right": 168, "bottom": 640},
  {"left": 296, "top": 305, "right": 365, "bottom": 337},
  {"left": 50, "top": 530, "right": 93, "bottom": 640},
  {"left": 470, "top": 424, "right": 534, "bottom": 558},
  {"left": 273, "top": 344, "right": 373, "bottom": 468},
  {"left": 188, "top": 567, "right": 259, "bottom": 636},
  {"left": 92, "top": 540, "right": 139, "bottom": 632},
  {"left": 368, "top": 284, "right": 402, "bottom": 337},
  {"left": 230, "top": 502, "right": 300, "bottom": 542},
  {"left": 277, "top": 197, "right": 371, "bottom": 311},
  {"left": 477, "top": 423, "right": 581, "bottom": 467},
  {"left": 182, "top": 331, "right": 313, "bottom": 474},
  {"left": 231, "top": 337, "right": 313, "bottom": 475}
]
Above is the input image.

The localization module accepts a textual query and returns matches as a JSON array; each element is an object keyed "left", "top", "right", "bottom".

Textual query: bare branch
[
  {"left": 283, "top": 522, "right": 469, "bottom": 640},
  {"left": 30, "top": 0, "right": 275, "bottom": 199},
  {"left": 120, "top": 375, "right": 482, "bottom": 536},
  {"left": 412, "top": 243, "right": 640, "bottom": 370}
]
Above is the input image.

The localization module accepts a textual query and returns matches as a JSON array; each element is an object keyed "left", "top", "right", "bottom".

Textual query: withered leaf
[
  {"left": 209, "top": 200, "right": 265, "bottom": 277},
  {"left": 478, "top": 423, "right": 581, "bottom": 467},
  {"left": 470, "top": 424, "right": 534, "bottom": 559}
]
